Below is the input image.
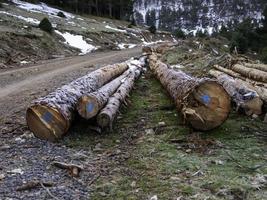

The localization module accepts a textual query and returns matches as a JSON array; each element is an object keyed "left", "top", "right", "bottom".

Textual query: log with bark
[
  {"left": 26, "top": 62, "right": 128, "bottom": 142},
  {"left": 77, "top": 60, "right": 141, "bottom": 119},
  {"left": 214, "top": 65, "right": 267, "bottom": 88},
  {"left": 231, "top": 64, "right": 267, "bottom": 83},
  {"left": 243, "top": 63, "right": 267, "bottom": 73},
  {"left": 97, "top": 61, "right": 143, "bottom": 129},
  {"left": 148, "top": 54, "right": 231, "bottom": 131},
  {"left": 209, "top": 69, "right": 263, "bottom": 116}
]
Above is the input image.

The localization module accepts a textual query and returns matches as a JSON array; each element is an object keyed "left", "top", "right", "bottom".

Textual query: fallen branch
[
  {"left": 16, "top": 181, "right": 53, "bottom": 191},
  {"left": 51, "top": 161, "right": 83, "bottom": 177}
]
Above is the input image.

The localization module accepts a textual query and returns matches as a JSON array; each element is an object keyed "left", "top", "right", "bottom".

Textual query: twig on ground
[{"left": 40, "top": 182, "right": 61, "bottom": 200}]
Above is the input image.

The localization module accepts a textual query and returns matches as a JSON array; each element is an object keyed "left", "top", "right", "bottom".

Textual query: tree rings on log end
[
  {"left": 184, "top": 81, "right": 231, "bottom": 131},
  {"left": 77, "top": 96, "right": 99, "bottom": 119},
  {"left": 26, "top": 105, "right": 69, "bottom": 142},
  {"left": 97, "top": 112, "right": 111, "bottom": 128}
]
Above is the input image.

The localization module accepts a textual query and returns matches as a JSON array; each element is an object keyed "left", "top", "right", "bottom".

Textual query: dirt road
[{"left": 0, "top": 47, "right": 142, "bottom": 121}]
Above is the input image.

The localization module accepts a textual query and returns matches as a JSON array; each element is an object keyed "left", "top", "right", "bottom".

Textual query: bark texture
[
  {"left": 214, "top": 65, "right": 267, "bottom": 88},
  {"left": 243, "top": 63, "right": 267, "bottom": 72},
  {"left": 231, "top": 64, "right": 267, "bottom": 83},
  {"left": 148, "top": 54, "right": 231, "bottom": 131},
  {"left": 97, "top": 61, "right": 143, "bottom": 129},
  {"left": 209, "top": 69, "right": 263, "bottom": 116},
  {"left": 77, "top": 69, "right": 131, "bottom": 119},
  {"left": 26, "top": 62, "right": 128, "bottom": 141}
]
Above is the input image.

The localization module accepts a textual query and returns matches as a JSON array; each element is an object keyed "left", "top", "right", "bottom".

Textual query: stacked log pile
[
  {"left": 209, "top": 61, "right": 267, "bottom": 116},
  {"left": 26, "top": 58, "right": 145, "bottom": 141},
  {"left": 148, "top": 53, "right": 231, "bottom": 131}
]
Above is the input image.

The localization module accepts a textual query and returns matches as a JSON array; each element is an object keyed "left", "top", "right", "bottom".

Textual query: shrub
[
  {"left": 148, "top": 25, "right": 156, "bottom": 34},
  {"left": 230, "top": 32, "right": 248, "bottom": 54},
  {"left": 196, "top": 30, "right": 208, "bottom": 38},
  {"left": 38, "top": 17, "right": 53, "bottom": 33},
  {"left": 174, "top": 28, "right": 186, "bottom": 39},
  {"left": 57, "top": 11, "right": 66, "bottom": 18}
]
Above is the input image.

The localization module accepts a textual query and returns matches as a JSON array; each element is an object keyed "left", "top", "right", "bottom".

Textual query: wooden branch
[
  {"left": 17, "top": 181, "right": 53, "bottom": 191},
  {"left": 148, "top": 54, "right": 231, "bottom": 131},
  {"left": 52, "top": 161, "right": 83, "bottom": 177}
]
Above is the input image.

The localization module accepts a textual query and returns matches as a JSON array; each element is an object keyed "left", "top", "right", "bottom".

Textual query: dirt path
[{"left": 0, "top": 47, "right": 142, "bottom": 121}]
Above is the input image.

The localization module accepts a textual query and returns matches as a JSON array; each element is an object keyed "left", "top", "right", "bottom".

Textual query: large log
[
  {"left": 148, "top": 54, "right": 231, "bottom": 131},
  {"left": 209, "top": 69, "right": 263, "bottom": 116},
  {"left": 231, "top": 64, "right": 267, "bottom": 83},
  {"left": 97, "top": 61, "right": 143, "bottom": 129},
  {"left": 77, "top": 69, "right": 131, "bottom": 119},
  {"left": 26, "top": 62, "right": 129, "bottom": 141},
  {"left": 214, "top": 65, "right": 267, "bottom": 88},
  {"left": 243, "top": 63, "right": 267, "bottom": 72}
]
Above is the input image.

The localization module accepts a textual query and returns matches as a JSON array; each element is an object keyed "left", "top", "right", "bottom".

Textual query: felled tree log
[
  {"left": 231, "top": 64, "right": 267, "bottom": 83},
  {"left": 244, "top": 63, "right": 267, "bottom": 72},
  {"left": 77, "top": 69, "right": 131, "bottom": 119},
  {"left": 97, "top": 62, "right": 143, "bottom": 129},
  {"left": 209, "top": 70, "right": 263, "bottom": 116},
  {"left": 148, "top": 54, "right": 231, "bottom": 131},
  {"left": 26, "top": 63, "right": 128, "bottom": 142},
  {"left": 214, "top": 65, "right": 267, "bottom": 88}
]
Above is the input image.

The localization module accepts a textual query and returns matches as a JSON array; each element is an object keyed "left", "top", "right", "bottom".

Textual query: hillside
[
  {"left": 134, "top": 0, "right": 266, "bottom": 33},
  {"left": 0, "top": 0, "right": 174, "bottom": 68}
]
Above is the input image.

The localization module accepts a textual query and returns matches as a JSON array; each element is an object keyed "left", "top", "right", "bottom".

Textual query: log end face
[
  {"left": 97, "top": 113, "right": 110, "bottom": 128},
  {"left": 77, "top": 96, "right": 99, "bottom": 119},
  {"left": 185, "top": 81, "right": 231, "bottom": 131},
  {"left": 26, "top": 105, "right": 68, "bottom": 142}
]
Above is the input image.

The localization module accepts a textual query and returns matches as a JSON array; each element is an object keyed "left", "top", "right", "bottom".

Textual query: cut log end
[
  {"left": 97, "top": 112, "right": 111, "bottom": 128},
  {"left": 77, "top": 96, "right": 100, "bottom": 119},
  {"left": 26, "top": 105, "right": 69, "bottom": 142},
  {"left": 184, "top": 81, "right": 231, "bottom": 131}
]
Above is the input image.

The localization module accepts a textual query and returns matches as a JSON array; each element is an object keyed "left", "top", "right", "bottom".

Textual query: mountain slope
[{"left": 134, "top": 0, "right": 266, "bottom": 33}]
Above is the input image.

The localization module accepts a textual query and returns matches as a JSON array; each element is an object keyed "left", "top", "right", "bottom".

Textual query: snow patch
[
  {"left": 105, "top": 25, "right": 127, "bottom": 33},
  {"left": 117, "top": 43, "right": 137, "bottom": 50},
  {"left": 11, "top": 0, "right": 74, "bottom": 19},
  {"left": 0, "top": 11, "right": 39, "bottom": 24},
  {"left": 55, "top": 30, "right": 97, "bottom": 55}
]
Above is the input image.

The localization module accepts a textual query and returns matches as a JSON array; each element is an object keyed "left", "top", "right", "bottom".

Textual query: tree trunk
[
  {"left": 148, "top": 54, "right": 231, "bottom": 131},
  {"left": 214, "top": 65, "right": 267, "bottom": 88},
  {"left": 26, "top": 63, "right": 128, "bottom": 142},
  {"left": 243, "top": 63, "right": 267, "bottom": 72},
  {"left": 77, "top": 69, "right": 131, "bottom": 119},
  {"left": 209, "top": 69, "right": 263, "bottom": 116},
  {"left": 97, "top": 62, "right": 143, "bottom": 129},
  {"left": 231, "top": 64, "right": 267, "bottom": 83}
]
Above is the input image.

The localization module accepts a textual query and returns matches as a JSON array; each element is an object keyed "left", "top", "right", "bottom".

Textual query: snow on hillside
[
  {"left": 55, "top": 30, "right": 97, "bottom": 55},
  {"left": 11, "top": 0, "right": 74, "bottom": 19},
  {"left": 134, "top": 0, "right": 265, "bottom": 34}
]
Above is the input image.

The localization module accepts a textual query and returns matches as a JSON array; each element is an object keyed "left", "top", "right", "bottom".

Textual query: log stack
[
  {"left": 209, "top": 61, "right": 267, "bottom": 116},
  {"left": 26, "top": 58, "right": 145, "bottom": 141},
  {"left": 148, "top": 53, "right": 231, "bottom": 131}
]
